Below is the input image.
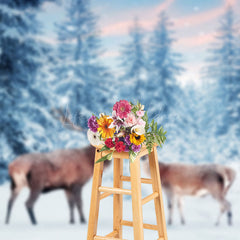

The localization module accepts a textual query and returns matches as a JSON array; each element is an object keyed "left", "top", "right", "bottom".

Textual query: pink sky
[
  {"left": 100, "top": 0, "right": 238, "bottom": 50},
  {"left": 38, "top": 0, "right": 240, "bottom": 86}
]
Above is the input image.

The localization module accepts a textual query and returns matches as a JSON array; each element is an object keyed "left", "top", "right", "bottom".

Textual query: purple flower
[
  {"left": 125, "top": 135, "right": 131, "bottom": 146},
  {"left": 124, "top": 145, "right": 130, "bottom": 152},
  {"left": 131, "top": 144, "right": 141, "bottom": 152},
  {"left": 88, "top": 115, "right": 99, "bottom": 132}
]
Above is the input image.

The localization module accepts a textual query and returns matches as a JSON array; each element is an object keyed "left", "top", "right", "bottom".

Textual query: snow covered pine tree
[
  {"left": 118, "top": 18, "right": 148, "bottom": 102},
  {"left": 54, "top": 0, "right": 114, "bottom": 128},
  {"left": 0, "top": 0, "right": 57, "bottom": 178}
]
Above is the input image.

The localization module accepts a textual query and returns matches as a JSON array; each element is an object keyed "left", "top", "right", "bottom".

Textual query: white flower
[
  {"left": 99, "top": 112, "right": 105, "bottom": 118},
  {"left": 112, "top": 110, "right": 117, "bottom": 117},
  {"left": 87, "top": 129, "right": 103, "bottom": 146},
  {"left": 108, "top": 121, "right": 115, "bottom": 129},
  {"left": 131, "top": 125, "right": 145, "bottom": 135},
  {"left": 109, "top": 110, "right": 124, "bottom": 132}
]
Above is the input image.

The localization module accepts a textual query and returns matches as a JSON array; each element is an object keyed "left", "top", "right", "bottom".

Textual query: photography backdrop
[{"left": 0, "top": 0, "right": 239, "bottom": 240}]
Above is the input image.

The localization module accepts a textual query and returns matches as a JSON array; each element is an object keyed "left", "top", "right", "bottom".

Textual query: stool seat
[{"left": 87, "top": 145, "right": 168, "bottom": 240}]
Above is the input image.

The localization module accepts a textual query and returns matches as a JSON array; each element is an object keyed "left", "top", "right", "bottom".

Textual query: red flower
[
  {"left": 105, "top": 138, "right": 115, "bottom": 148},
  {"left": 115, "top": 141, "right": 125, "bottom": 152}
]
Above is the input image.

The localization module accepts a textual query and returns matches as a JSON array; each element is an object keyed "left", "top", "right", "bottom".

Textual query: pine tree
[
  {"left": 146, "top": 12, "right": 183, "bottom": 124},
  {"left": 54, "top": 0, "right": 113, "bottom": 125},
  {"left": 0, "top": 0, "right": 56, "bottom": 163},
  {"left": 118, "top": 18, "right": 148, "bottom": 102},
  {"left": 205, "top": 6, "right": 239, "bottom": 135},
  {"left": 202, "top": 5, "right": 240, "bottom": 161},
  {"left": 235, "top": 34, "right": 240, "bottom": 136},
  {"left": 137, "top": 11, "right": 184, "bottom": 160}
]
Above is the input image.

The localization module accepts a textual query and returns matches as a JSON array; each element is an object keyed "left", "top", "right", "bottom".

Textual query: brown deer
[
  {"left": 143, "top": 160, "right": 236, "bottom": 226},
  {"left": 5, "top": 109, "right": 111, "bottom": 225}
]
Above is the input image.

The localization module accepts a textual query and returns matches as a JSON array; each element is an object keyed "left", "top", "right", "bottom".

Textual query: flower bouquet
[{"left": 87, "top": 100, "right": 167, "bottom": 163}]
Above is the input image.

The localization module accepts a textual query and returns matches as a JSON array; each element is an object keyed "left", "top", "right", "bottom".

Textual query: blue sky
[{"left": 37, "top": 0, "right": 240, "bottom": 87}]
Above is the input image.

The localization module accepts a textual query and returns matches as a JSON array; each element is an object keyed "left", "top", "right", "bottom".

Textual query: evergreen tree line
[{"left": 0, "top": 0, "right": 240, "bottom": 182}]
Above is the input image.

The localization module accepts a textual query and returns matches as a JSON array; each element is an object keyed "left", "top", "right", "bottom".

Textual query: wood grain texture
[
  {"left": 92, "top": 143, "right": 157, "bottom": 159},
  {"left": 120, "top": 176, "right": 152, "bottom": 184},
  {"left": 104, "top": 230, "right": 117, "bottom": 237},
  {"left": 130, "top": 157, "right": 144, "bottom": 240},
  {"left": 113, "top": 158, "right": 123, "bottom": 238},
  {"left": 87, "top": 150, "right": 104, "bottom": 240},
  {"left": 99, "top": 192, "right": 112, "bottom": 200},
  {"left": 94, "top": 236, "right": 126, "bottom": 240},
  {"left": 87, "top": 145, "right": 168, "bottom": 240},
  {"left": 149, "top": 146, "right": 168, "bottom": 240},
  {"left": 121, "top": 220, "right": 158, "bottom": 231},
  {"left": 142, "top": 192, "right": 159, "bottom": 205},
  {"left": 98, "top": 186, "right": 131, "bottom": 195}
]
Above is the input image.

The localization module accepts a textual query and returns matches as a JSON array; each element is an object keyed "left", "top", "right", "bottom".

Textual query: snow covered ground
[{"left": 0, "top": 161, "right": 239, "bottom": 240}]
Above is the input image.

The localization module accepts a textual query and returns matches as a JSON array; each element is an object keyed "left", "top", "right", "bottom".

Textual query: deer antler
[{"left": 51, "top": 108, "right": 86, "bottom": 132}]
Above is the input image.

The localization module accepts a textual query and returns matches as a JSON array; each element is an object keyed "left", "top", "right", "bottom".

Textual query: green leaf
[
  {"left": 95, "top": 152, "right": 113, "bottom": 164},
  {"left": 142, "top": 111, "right": 148, "bottom": 122},
  {"left": 129, "top": 151, "right": 138, "bottom": 163},
  {"left": 155, "top": 135, "right": 162, "bottom": 147},
  {"left": 154, "top": 122, "right": 158, "bottom": 132},
  {"left": 106, "top": 152, "right": 113, "bottom": 160},
  {"left": 150, "top": 119, "right": 154, "bottom": 128},
  {"left": 99, "top": 145, "right": 110, "bottom": 152}
]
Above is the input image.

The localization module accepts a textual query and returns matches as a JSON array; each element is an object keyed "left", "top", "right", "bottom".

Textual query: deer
[
  {"left": 5, "top": 109, "right": 111, "bottom": 225},
  {"left": 143, "top": 159, "right": 236, "bottom": 226}
]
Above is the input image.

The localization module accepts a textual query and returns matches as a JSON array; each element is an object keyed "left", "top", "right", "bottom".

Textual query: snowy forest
[
  {"left": 1, "top": 0, "right": 239, "bottom": 182},
  {"left": 0, "top": 0, "right": 240, "bottom": 239}
]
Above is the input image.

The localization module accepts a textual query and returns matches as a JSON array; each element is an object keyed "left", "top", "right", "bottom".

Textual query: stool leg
[
  {"left": 149, "top": 147, "right": 168, "bottom": 240},
  {"left": 87, "top": 150, "right": 104, "bottom": 240},
  {"left": 113, "top": 158, "right": 123, "bottom": 238},
  {"left": 130, "top": 157, "right": 144, "bottom": 240}
]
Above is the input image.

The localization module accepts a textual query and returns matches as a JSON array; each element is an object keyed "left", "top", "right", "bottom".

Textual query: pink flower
[
  {"left": 136, "top": 110, "right": 145, "bottom": 117},
  {"left": 137, "top": 118, "right": 146, "bottom": 127},
  {"left": 113, "top": 100, "right": 132, "bottom": 119},
  {"left": 125, "top": 112, "right": 137, "bottom": 127}
]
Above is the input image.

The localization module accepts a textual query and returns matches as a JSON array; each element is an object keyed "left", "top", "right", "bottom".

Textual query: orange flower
[{"left": 97, "top": 115, "right": 115, "bottom": 139}]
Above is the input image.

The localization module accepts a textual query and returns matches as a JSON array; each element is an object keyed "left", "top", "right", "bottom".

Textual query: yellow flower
[
  {"left": 129, "top": 132, "right": 146, "bottom": 145},
  {"left": 97, "top": 115, "right": 115, "bottom": 139}
]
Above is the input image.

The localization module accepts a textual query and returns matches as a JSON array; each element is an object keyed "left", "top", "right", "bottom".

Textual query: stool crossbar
[{"left": 87, "top": 145, "right": 168, "bottom": 240}]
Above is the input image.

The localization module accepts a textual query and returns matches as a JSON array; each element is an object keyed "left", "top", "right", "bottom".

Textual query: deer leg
[
  {"left": 226, "top": 200, "right": 232, "bottom": 226},
  {"left": 177, "top": 196, "right": 185, "bottom": 225},
  {"left": 65, "top": 189, "right": 75, "bottom": 224},
  {"left": 207, "top": 175, "right": 227, "bottom": 226},
  {"left": 215, "top": 200, "right": 225, "bottom": 226},
  {"left": 217, "top": 198, "right": 232, "bottom": 226},
  {"left": 25, "top": 190, "right": 40, "bottom": 225},
  {"left": 214, "top": 195, "right": 232, "bottom": 226},
  {"left": 166, "top": 192, "right": 174, "bottom": 225},
  {"left": 73, "top": 186, "right": 86, "bottom": 224},
  {"left": 5, "top": 186, "right": 21, "bottom": 224}
]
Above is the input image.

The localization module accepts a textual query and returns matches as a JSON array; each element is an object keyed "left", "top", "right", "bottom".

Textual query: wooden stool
[{"left": 87, "top": 145, "right": 168, "bottom": 240}]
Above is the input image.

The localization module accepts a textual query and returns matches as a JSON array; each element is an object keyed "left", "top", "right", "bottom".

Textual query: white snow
[{"left": 0, "top": 162, "right": 239, "bottom": 240}]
